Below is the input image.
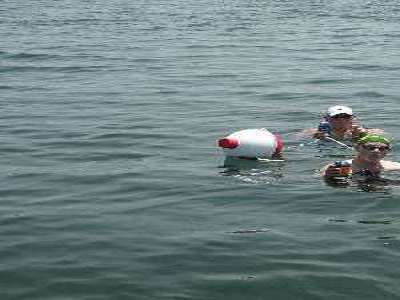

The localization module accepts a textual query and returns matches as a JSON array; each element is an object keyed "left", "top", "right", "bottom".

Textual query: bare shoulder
[
  {"left": 351, "top": 126, "right": 384, "bottom": 138},
  {"left": 366, "top": 128, "right": 385, "bottom": 135},
  {"left": 381, "top": 160, "right": 400, "bottom": 171}
]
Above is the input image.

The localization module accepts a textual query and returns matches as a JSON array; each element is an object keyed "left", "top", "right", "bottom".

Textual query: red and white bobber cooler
[{"left": 217, "top": 128, "right": 284, "bottom": 159}]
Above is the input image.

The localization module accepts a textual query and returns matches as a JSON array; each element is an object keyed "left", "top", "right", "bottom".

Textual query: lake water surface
[{"left": 2, "top": 0, "right": 400, "bottom": 299}]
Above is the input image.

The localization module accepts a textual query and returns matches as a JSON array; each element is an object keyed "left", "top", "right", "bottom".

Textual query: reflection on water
[
  {"left": 229, "top": 228, "right": 271, "bottom": 234},
  {"left": 324, "top": 174, "right": 400, "bottom": 193},
  {"left": 219, "top": 156, "right": 285, "bottom": 184},
  {"left": 329, "top": 218, "right": 397, "bottom": 225}
]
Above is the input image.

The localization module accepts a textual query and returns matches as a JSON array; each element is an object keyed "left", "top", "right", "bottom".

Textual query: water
[{"left": 2, "top": 0, "right": 400, "bottom": 299}]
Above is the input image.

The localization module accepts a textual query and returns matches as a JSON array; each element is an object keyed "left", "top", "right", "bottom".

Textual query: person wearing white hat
[
  {"left": 318, "top": 105, "right": 359, "bottom": 140},
  {"left": 303, "top": 105, "right": 383, "bottom": 143}
]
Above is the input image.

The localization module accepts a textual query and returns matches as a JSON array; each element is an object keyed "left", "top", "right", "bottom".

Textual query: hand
[
  {"left": 323, "top": 164, "right": 344, "bottom": 178},
  {"left": 352, "top": 125, "right": 367, "bottom": 138}
]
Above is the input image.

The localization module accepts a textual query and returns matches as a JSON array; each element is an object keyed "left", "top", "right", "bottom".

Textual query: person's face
[
  {"left": 328, "top": 114, "right": 353, "bottom": 130},
  {"left": 356, "top": 142, "right": 390, "bottom": 162}
]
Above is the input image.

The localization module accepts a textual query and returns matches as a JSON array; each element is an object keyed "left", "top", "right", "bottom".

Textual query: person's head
[
  {"left": 326, "top": 105, "right": 354, "bottom": 131},
  {"left": 355, "top": 134, "right": 392, "bottom": 162}
]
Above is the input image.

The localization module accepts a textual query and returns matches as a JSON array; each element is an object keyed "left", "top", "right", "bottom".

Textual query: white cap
[{"left": 326, "top": 105, "right": 353, "bottom": 117}]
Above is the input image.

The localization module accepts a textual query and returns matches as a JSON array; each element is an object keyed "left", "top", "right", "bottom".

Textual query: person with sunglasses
[
  {"left": 304, "top": 105, "right": 382, "bottom": 143},
  {"left": 322, "top": 134, "right": 400, "bottom": 181}
]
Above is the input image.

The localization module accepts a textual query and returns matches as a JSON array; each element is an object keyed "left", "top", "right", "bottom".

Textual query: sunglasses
[
  {"left": 330, "top": 114, "right": 353, "bottom": 119},
  {"left": 362, "top": 144, "right": 391, "bottom": 152}
]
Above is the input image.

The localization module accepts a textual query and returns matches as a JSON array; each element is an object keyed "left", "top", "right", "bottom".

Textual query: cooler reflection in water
[{"left": 219, "top": 156, "right": 285, "bottom": 184}]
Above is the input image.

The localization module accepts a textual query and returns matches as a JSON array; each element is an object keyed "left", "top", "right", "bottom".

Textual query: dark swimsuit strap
[{"left": 352, "top": 169, "right": 380, "bottom": 178}]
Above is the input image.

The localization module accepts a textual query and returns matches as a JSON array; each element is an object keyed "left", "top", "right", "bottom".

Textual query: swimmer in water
[
  {"left": 321, "top": 134, "right": 400, "bottom": 181},
  {"left": 303, "top": 105, "right": 383, "bottom": 143}
]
